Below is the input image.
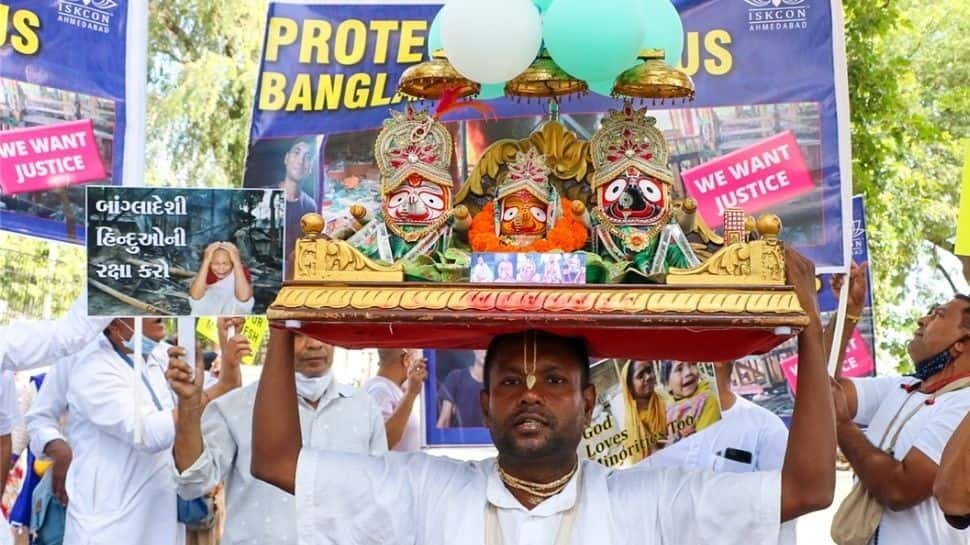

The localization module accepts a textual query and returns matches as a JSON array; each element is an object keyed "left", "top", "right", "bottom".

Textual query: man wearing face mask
[
  {"left": 60, "top": 318, "right": 242, "bottom": 545},
  {"left": 169, "top": 332, "right": 386, "bottom": 545},
  {"left": 829, "top": 295, "right": 970, "bottom": 545}
]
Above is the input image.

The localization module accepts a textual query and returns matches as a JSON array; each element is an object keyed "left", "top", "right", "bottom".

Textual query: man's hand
[
  {"left": 202, "top": 242, "right": 221, "bottom": 263},
  {"left": 218, "top": 317, "right": 250, "bottom": 368},
  {"left": 405, "top": 355, "right": 428, "bottom": 396},
  {"left": 785, "top": 246, "right": 821, "bottom": 324},
  {"left": 223, "top": 242, "right": 243, "bottom": 266},
  {"left": 830, "top": 261, "right": 868, "bottom": 315},
  {"left": 166, "top": 345, "right": 203, "bottom": 408},
  {"left": 45, "top": 439, "right": 72, "bottom": 506}
]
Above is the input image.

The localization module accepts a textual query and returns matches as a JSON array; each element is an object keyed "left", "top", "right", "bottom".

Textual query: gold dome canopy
[
  {"left": 504, "top": 51, "right": 588, "bottom": 100},
  {"left": 612, "top": 49, "right": 695, "bottom": 103},
  {"left": 397, "top": 50, "right": 480, "bottom": 100}
]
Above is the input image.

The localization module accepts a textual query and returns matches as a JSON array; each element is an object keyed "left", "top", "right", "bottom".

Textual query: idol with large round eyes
[
  {"left": 598, "top": 171, "right": 667, "bottom": 225},
  {"left": 499, "top": 190, "right": 549, "bottom": 238},
  {"left": 385, "top": 176, "right": 449, "bottom": 225}
]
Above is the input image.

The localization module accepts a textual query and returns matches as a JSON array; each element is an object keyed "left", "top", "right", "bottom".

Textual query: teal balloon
[
  {"left": 588, "top": 79, "right": 616, "bottom": 97},
  {"left": 533, "top": 0, "right": 555, "bottom": 11},
  {"left": 543, "top": 0, "right": 645, "bottom": 82},
  {"left": 427, "top": 7, "right": 445, "bottom": 57},
  {"left": 478, "top": 83, "right": 507, "bottom": 100},
  {"left": 640, "top": 0, "right": 685, "bottom": 66}
]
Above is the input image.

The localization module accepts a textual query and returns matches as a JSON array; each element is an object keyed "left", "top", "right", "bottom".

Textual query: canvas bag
[{"left": 830, "top": 377, "right": 970, "bottom": 545}]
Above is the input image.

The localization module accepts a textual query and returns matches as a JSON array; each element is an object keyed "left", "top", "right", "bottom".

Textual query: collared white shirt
[
  {"left": 175, "top": 378, "right": 386, "bottom": 545},
  {"left": 363, "top": 376, "right": 421, "bottom": 452},
  {"left": 64, "top": 340, "right": 182, "bottom": 545},
  {"left": 850, "top": 376, "right": 970, "bottom": 545},
  {"left": 0, "top": 290, "right": 110, "bottom": 373},
  {"left": 295, "top": 450, "right": 781, "bottom": 545},
  {"left": 641, "top": 395, "right": 796, "bottom": 544},
  {"left": 25, "top": 346, "right": 79, "bottom": 459}
]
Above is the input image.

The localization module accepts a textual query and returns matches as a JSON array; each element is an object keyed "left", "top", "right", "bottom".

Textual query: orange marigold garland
[{"left": 468, "top": 199, "right": 589, "bottom": 253}]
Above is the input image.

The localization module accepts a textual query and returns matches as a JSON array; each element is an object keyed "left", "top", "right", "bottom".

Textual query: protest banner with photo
[
  {"left": 731, "top": 195, "right": 876, "bottom": 419},
  {"left": 581, "top": 359, "right": 721, "bottom": 468},
  {"left": 86, "top": 187, "right": 285, "bottom": 317},
  {"left": 247, "top": 0, "right": 852, "bottom": 271},
  {"left": 196, "top": 316, "right": 269, "bottom": 365},
  {"left": 0, "top": 0, "right": 146, "bottom": 244}
]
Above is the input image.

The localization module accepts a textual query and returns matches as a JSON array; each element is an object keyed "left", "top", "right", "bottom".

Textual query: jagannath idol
[
  {"left": 343, "top": 103, "right": 469, "bottom": 264},
  {"left": 465, "top": 147, "right": 588, "bottom": 253},
  {"left": 590, "top": 102, "right": 700, "bottom": 276}
]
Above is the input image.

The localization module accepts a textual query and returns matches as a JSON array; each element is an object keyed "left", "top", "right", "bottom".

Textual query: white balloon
[{"left": 441, "top": 0, "right": 542, "bottom": 84}]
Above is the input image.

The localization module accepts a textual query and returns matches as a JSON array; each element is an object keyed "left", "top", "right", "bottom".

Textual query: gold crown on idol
[
  {"left": 590, "top": 102, "right": 674, "bottom": 190},
  {"left": 374, "top": 104, "right": 454, "bottom": 195},
  {"left": 497, "top": 147, "right": 552, "bottom": 205}
]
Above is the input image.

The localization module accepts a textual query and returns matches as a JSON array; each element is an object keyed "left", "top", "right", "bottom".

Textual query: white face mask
[{"left": 294, "top": 371, "right": 332, "bottom": 402}]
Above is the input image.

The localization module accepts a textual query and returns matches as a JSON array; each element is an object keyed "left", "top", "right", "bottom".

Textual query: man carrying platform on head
[{"left": 245, "top": 248, "right": 836, "bottom": 545}]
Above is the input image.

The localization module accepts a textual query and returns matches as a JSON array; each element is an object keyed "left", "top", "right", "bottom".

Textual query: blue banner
[
  {"left": 0, "top": 0, "right": 130, "bottom": 244},
  {"left": 247, "top": 0, "right": 850, "bottom": 268}
]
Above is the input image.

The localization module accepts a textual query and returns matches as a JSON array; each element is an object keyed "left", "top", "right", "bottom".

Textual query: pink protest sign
[
  {"left": 681, "top": 130, "right": 815, "bottom": 228},
  {"left": 782, "top": 330, "right": 875, "bottom": 393},
  {"left": 0, "top": 119, "right": 106, "bottom": 196}
]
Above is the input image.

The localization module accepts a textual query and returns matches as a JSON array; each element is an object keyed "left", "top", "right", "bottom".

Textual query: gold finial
[
  {"left": 300, "top": 213, "right": 325, "bottom": 237},
  {"left": 756, "top": 214, "right": 782, "bottom": 239},
  {"left": 682, "top": 197, "right": 697, "bottom": 213},
  {"left": 350, "top": 204, "right": 368, "bottom": 221}
]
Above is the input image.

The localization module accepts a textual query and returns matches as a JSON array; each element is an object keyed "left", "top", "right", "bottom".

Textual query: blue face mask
[
  {"left": 909, "top": 336, "right": 968, "bottom": 382},
  {"left": 119, "top": 321, "right": 159, "bottom": 357}
]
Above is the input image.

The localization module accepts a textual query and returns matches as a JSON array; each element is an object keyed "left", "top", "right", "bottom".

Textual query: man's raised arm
[
  {"left": 780, "top": 248, "right": 837, "bottom": 521},
  {"left": 251, "top": 326, "right": 302, "bottom": 494},
  {"left": 935, "top": 413, "right": 970, "bottom": 525}
]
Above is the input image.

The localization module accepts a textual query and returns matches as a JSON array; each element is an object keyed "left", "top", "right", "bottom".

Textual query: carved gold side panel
[
  {"left": 666, "top": 239, "right": 786, "bottom": 286},
  {"left": 293, "top": 236, "right": 404, "bottom": 282}
]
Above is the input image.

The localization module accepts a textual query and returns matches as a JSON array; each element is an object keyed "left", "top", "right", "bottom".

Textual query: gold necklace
[{"left": 498, "top": 464, "right": 578, "bottom": 506}]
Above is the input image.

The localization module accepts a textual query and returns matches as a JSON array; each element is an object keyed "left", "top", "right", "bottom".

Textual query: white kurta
[
  {"left": 363, "top": 376, "right": 421, "bottom": 452},
  {"left": 188, "top": 271, "right": 255, "bottom": 316},
  {"left": 64, "top": 341, "right": 183, "bottom": 545},
  {"left": 641, "top": 395, "right": 797, "bottom": 544},
  {"left": 295, "top": 450, "right": 781, "bottom": 545},
  {"left": 174, "top": 380, "right": 387, "bottom": 545},
  {"left": 850, "top": 376, "right": 970, "bottom": 545},
  {"left": 0, "top": 290, "right": 110, "bottom": 373}
]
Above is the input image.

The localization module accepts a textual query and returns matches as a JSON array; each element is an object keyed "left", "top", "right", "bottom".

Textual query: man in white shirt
[
  {"left": 363, "top": 349, "right": 427, "bottom": 451},
  {"left": 170, "top": 332, "right": 386, "bottom": 545},
  {"left": 249, "top": 248, "right": 837, "bottom": 545},
  {"left": 642, "top": 361, "right": 796, "bottom": 544},
  {"left": 0, "top": 290, "right": 110, "bottom": 373},
  {"left": 831, "top": 294, "right": 970, "bottom": 545},
  {"left": 62, "top": 318, "right": 242, "bottom": 545}
]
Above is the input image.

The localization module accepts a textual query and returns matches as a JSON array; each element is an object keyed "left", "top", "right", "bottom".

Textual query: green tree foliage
[
  {"left": 146, "top": 1, "right": 266, "bottom": 188},
  {"left": 846, "top": 0, "right": 970, "bottom": 369},
  {"left": 0, "top": 233, "right": 85, "bottom": 324}
]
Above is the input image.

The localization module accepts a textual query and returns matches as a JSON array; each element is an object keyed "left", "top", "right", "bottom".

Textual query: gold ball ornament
[
  {"left": 350, "top": 204, "right": 368, "bottom": 221},
  {"left": 300, "top": 213, "right": 325, "bottom": 237},
  {"left": 756, "top": 214, "right": 782, "bottom": 238}
]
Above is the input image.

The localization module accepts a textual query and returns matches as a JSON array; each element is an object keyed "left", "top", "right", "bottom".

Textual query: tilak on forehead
[{"left": 523, "top": 330, "right": 538, "bottom": 390}]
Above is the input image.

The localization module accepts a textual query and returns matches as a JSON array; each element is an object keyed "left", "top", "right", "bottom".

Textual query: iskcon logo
[
  {"left": 744, "top": 0, "right": 809, "bottom": 32},
  {"left": 57, "top": 0, "right": 119, "bottom": 34}
]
